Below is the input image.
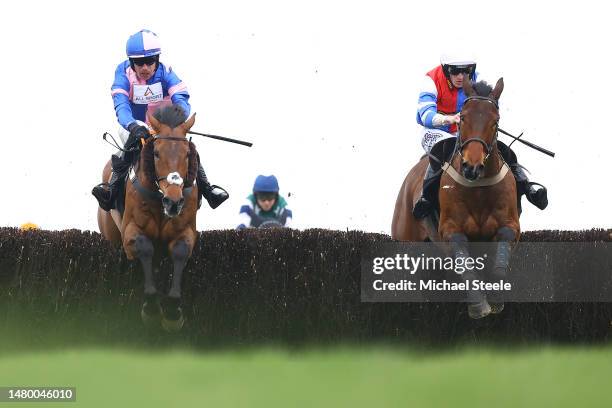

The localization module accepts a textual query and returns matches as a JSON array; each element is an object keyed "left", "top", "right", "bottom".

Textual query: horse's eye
[{"left": 154, "top": 150, "right": 160, "bottom": 159}]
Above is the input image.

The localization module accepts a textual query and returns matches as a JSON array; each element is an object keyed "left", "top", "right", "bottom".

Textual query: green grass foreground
[{"left": 1, "top": 346, "right": 611, "bottom": 407}]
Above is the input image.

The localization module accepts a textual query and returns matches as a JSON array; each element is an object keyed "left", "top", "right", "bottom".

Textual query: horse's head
[
  {"left": 458, "top": 77, "right": 504, "bottom": 180},
  {"left": 142, "top": 106, "right": 198, "bottom": 218}
]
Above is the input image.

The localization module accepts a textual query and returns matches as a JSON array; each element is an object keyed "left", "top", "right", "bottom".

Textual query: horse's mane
[
  {"left": 472, "top": 81, "right": 493, "bottom": 97},
  {"left": 154, "top": 105, "right": 188, "bottom": 128}
]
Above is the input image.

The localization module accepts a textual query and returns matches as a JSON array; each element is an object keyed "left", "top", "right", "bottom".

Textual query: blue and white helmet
[
  {"left": 253, "top": 175, "right": 279, "bottom": 193},
  {"left": 126, "top": 29, "right": 162, "bottom": 58}
]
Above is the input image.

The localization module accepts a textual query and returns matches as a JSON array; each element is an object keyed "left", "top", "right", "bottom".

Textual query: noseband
[{"left": 457, "top": 96, "right": 499, "bottom": 162}]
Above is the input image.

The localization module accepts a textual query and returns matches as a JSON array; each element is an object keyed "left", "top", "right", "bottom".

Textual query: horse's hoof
[
  {"left": 468, "top": 300, "right": 492, "bottom": 319},
  {"left": 491, "top": 267, "right": 508, "bottom": 281},
  {"left": 161, "top": 313, "right": 185, "bottom": 332},
  {"left": 141, "top": 294, "right": 161, "bottom": 328},
  {"left": 489, "top": 302, "right": 505, "bottom": 314},
  {"left": 160, "top": 296, "right": 184, "bottom": 332},
  {"left": 141, "top": 304, "right": 161, "bottom": 328}
]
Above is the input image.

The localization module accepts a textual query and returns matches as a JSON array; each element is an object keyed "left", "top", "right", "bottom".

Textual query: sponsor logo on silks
[
  {"left": 133, "top": 82, "right": 163, "bottom": 104},
  {"left": 422, "top": 130, "right": 456, "bottom": 152},
  {"left": 423, "top": 132, "right": 439, "bottom": 143},
  {"left": 422, "top": 132, "right": 441, "bottom": 151}
]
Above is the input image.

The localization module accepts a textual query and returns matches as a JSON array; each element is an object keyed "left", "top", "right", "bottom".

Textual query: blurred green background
[{"left": 1, "top": 345, "right": 612, "bottom": 408}]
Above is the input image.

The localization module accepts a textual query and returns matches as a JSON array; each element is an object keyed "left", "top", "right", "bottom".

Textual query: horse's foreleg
[
  {"left": 489, "top": 226, "right": 519, "bottom": 314},
  {"left": 168, "top": 239, "right": 190, "bottom": 298},
  {"left": 124, "top": 226, "right": 160, "bottom": 327},
  {"left": 448, "top": 232, "right": 491, "bottom": 319},
  {"left": 132, "top": 234, "right": 156, "bottom": 295},
  {"left": 161, "top": 235, "right": 194, "bottom": 332},
  {"left": 492, "top": 226, "right": 518, "bottom": 278}
]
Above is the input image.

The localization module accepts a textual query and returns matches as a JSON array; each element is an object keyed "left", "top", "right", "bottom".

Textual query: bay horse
[
  {"left": 97, "top": 105, "right": 199, "bottom": 331},
  {"left": 391, "top": 78, "right": 519, "bottom": 319}
]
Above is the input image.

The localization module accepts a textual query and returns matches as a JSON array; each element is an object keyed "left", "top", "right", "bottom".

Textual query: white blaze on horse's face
[
  {"left": 161, "top": 172, "right": 186, "bottom": 218},
  {"left": 167, "top": 172, "right": 184, "bottom": 186},
  {"left": 160, "top": 172, "right": 186, "bottom": 218}
]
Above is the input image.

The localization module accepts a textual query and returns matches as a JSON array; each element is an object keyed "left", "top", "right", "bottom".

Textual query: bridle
[
  {"left": 456, "top": 95, "right": 500, "bottom": 164},
  {"left": 132, "top": 135, "right": 194, "bottom": 201},
  {"left": 441, "top": 92, "right": 511, "bottom": 188},
  {"left": 151, "top": 136, "right": 192, "bottom": 189}
]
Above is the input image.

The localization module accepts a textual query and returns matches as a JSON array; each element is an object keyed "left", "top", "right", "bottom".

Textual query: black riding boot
[
  {"left": 511, "top": 164, "right": 548, "bottom": 211},
  {"left": 412, "top": 163, "right": 441, "bottom": 219},
  {"left": 196, "top": 162, "right": 229, "bottom": 209},
  {"left": 92, "top": 152, "right": 131, "bottom": 211},
  {"left": 497, "top": 141, "right": 548, "bottom": 211}
]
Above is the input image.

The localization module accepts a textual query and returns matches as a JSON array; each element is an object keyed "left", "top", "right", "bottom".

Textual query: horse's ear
[
  {"left": 490, "top": 77, "right": 504, "bottom": 101},
  {"left": 182, "top": 113, "right": 196, "bottom": 133},
  {"left": 147, "top": 112, "right": 162, "bottom": 133},
  {"left": 463, "top": 75, "right": 475, "bottom": 96}
]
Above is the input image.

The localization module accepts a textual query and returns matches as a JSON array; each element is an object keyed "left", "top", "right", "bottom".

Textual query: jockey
[
  {"left": 92, "top": 29, "right": 229, "bottom": 212},
  {"left": 237, "top": 175, "right": 293, "bottom": 229},
  {"left": 412, "top": 54, "right": 548, "bottom": 219}
]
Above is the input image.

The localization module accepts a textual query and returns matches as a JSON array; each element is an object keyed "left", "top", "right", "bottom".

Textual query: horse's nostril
[
  {"left": 162, "top": 196, "right": 184, "bottom": 216},
  {"left": 462, "top": 164, "right": 477, "bottom": 180}
]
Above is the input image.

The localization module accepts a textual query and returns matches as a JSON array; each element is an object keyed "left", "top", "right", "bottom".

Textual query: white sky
[{"left": 1, "top": 0, "right": 609, "bottom": 234}]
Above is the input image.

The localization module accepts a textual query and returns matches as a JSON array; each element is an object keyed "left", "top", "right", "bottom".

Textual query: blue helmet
[
  {"left": 253, "top": 175, "right": 279, "bottom": 193},
  {"left": 126, "top": 29, "right": 162, "bottom": 58}
]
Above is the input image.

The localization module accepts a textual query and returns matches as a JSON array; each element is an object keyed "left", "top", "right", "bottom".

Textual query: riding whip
[
  {"left": 187, "top": 131, "right": 253, "bottom": 147},
  {"left": 498, "top": 128, "right": 555, "bottom": 158}
]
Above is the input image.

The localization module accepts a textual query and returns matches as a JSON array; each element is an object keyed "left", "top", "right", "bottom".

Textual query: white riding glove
[{"left": 432, "top": 113, "right": 460, "bottom": 127}]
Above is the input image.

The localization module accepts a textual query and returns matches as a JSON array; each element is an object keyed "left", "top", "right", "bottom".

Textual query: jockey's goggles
[
  {"left": 131, "top": 56, "right": 158, "bottom": 67},
  {"left": 255, "top": 192, "right": 277, "bottom": 202},
  {"left": 448, "top": 64, "right": 475, "bottom": 76}
]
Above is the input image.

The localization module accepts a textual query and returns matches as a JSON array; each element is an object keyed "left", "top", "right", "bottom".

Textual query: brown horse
[
  {"left": 97, "top": 105, "right": 199, "bottom": 331},
  {"left": 392, "top": 78, "right": 519, "bottom": 318}
]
